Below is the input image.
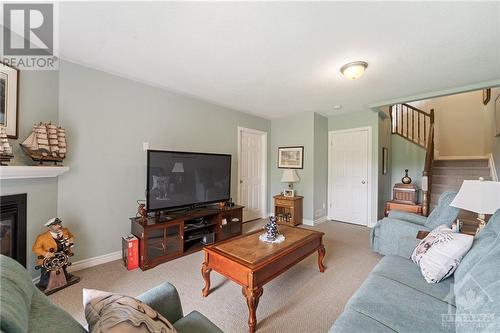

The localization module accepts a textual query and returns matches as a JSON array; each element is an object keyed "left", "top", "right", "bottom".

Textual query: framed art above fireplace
[{"left": 0, "top": 63, "right": 19, "bottom": 138}]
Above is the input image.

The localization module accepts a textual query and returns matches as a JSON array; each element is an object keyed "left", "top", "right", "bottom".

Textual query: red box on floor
[{"left": 122, "top": 235, "right": 139, "bottom": 270}]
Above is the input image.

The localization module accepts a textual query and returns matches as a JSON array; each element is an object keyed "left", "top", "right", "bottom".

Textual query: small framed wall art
[
  {"left": 278, "top": 146, "right": 304, "bottom": 169},
  {"left": 483, "top": 88, "right": 491, "bottom": 105},
  {"left": 382, "top": 147, "right": 388, "bottom": 175},
  {"left": 0, "top": 63, "right": 19, "bottom": 138},
  {"left": 495, "top": 94, "right": 500, "bottom": 137}
]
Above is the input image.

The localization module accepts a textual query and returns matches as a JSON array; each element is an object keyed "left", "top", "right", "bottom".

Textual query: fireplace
[{"left": 0, "top": 194, "right": 27, "bottom": 267}]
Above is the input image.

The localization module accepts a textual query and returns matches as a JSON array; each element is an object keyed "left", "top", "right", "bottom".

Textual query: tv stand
[{"left": 130, "top": 205, "right": 244, "bottom": 270}]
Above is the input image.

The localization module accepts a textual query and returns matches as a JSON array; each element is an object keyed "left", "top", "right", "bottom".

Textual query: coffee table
[{"left": 201, "top": 225, "right": 326, "bottom": 333}]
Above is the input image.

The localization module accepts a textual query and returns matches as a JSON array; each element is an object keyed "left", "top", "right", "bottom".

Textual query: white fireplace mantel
[{"left": 0, "top": 166, "right": 70, "bottom": 180}]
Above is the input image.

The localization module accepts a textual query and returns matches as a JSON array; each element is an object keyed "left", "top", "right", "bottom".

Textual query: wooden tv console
[{"left": 130, "top": 205, "right": 243, "bottom": 271}]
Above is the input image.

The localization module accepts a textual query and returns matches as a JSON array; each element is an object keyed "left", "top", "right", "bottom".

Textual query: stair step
[
  {"left": 432, "top": 175, "right": 492, "bottom": 187},
  {"left": 432, "top": 167, "right": 491, "bottom": 177},
  {"left": 434, "top": 159, "right": 489, "bottom": 168},
  {"left": 431, "top": 184, "right": 461, "bottom": 195}
]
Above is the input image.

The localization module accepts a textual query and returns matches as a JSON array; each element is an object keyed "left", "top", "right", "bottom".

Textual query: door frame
[
  {"left": 328, "top": 126, "right": 372, "bottom": 226},
  {"left": 237, "top": 126, "right": 268, "bottom": 221}
]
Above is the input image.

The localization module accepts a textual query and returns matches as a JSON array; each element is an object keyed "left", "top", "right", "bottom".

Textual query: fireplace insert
[{"left": 0, "top": 194, "right": 27, "bottom": 267}]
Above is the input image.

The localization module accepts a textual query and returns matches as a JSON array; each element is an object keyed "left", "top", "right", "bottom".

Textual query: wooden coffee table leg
[
  {"left": 242, "top": 286, "right": 263, "bottom": 333},
  {"left": 318, "top": 245, "right": 326, "bottom": 272},
  {"left": 201, "top": 263, "right": 212, "bottom": 297}
]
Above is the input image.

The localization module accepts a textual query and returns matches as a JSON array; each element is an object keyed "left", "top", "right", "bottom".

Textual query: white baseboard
[
  {"left": 302, "top": 216, "right": 328, "bottom": 226},
  {"left": 303, "top": 218, "right": 314, "bottom": 226},
  {"left": 68, "top": 250, "right": 122, "bottom": 273},
  {"left": 434, "top": 154, "right": 490, "bottom": 160},
  {"left": 314, "top": 216, "right": 329, "bottom": 225},
  {"left": 32, "top": 250, "right": 122, "bottom": 283}
]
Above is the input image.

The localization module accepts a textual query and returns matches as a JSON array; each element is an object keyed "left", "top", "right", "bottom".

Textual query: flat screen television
[{"left": 146, "top": 150, "right": 231, "bottom": 211}]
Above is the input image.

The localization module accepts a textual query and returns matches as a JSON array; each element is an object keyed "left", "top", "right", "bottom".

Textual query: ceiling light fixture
[{"left": 340, "top": 61, "right": 368, "bottom": 80}]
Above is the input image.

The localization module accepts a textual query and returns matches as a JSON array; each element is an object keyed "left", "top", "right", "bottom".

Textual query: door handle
[{"left": 361, "top": 180, "right": 366, "bottom": 184}]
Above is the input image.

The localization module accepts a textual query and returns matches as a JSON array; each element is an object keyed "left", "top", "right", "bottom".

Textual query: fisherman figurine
[{"left": 32, "top": 218, "right": 80, "bottom": 295}]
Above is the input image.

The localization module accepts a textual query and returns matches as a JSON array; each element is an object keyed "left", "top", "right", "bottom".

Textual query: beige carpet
[{"left": 49, "top": 220, "right": 381, "bottom": 333}]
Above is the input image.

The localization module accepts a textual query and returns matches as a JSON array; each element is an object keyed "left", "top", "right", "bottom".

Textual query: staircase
[
  {"left": 431, "top": 158, "right": 492, "bottom": 225},
  {"left": 390, "top": 103, "right": 495, "bottom": 230}
]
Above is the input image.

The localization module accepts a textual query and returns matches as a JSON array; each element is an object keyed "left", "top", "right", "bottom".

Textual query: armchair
[
  {"left": 0, "top": 255, "right": 223, "bottom": 333},
  {"left": 371, "top": 191, "right": 459, "bottom": 258}
]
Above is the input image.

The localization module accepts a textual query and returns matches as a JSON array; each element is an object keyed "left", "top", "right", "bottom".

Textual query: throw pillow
[
  {"left": 83, "top": 289, "right": 177, "bottom": 333},
  {"left": 411, "top": 225, "right": 473, "bottom": 283}
]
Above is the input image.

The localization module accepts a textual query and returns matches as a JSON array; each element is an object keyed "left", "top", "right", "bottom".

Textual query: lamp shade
[
  {"left": 281, "top": 169, "right": 299, "bottom": 183},
  {"left": 450, "top": 180, "right": 500, "bottom": 214},
  {"left": 171, "top": 162, "right": 184, "bottom": 173}
]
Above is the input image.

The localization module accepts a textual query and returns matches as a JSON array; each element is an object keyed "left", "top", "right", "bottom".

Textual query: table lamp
[
  {"left": 281, "top": 169, "right": 299, "bottom": 189},
  {"left": 450, "top": 178, "right": 500, "bottom": 234}
]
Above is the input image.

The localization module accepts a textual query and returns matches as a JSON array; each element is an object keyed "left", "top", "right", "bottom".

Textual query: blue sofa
[
  {"left": 0, "top": 255, "right": 223, "bottom": 333},
  {"left": 330, "top": 208, "right": 500, "bottom": 333},
  {"left": 371, "top": 191, "right": 460, "bottom": 258}
]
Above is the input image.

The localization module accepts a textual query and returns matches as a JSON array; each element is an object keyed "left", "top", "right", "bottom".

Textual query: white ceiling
[{"left": 59, "top": 1, "right": 500, "bottom": 119}]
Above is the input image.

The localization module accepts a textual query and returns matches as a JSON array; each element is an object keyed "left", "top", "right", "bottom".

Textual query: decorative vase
[
  {"left": 401, "top": 169, "right": 412, "bottom": 184},
  {"left": 264, "top": 216, "right": 279, "bottom": 241}
]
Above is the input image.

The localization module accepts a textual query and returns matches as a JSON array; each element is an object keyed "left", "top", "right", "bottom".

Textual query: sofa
[
  {"left": 0, "top": 254, "right": 223, "bottom": 333},
  {"left": 330, "top": 208, "right": 500, "bottom": 333},
  {"left": 371, "top": 191, "right": 460, "bottom": 258}
]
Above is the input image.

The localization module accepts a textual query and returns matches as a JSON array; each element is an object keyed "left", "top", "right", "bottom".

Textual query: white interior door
[
  {"left": 329, "top": 128, "right": 370, "bottom": 226},
  {"left": 238, "top": 128, "right": 267, "bottom": 222}
]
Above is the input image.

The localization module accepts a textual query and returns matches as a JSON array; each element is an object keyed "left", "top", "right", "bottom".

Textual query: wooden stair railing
[
  {"left": 390, "top": 104, "right": 434, "bottom": 149},
  {"left": 422, "top": 121, "right": 435, "bottom": 216},
  {"left": 390, "top": 104, "right": 435, "bottom": 216}
]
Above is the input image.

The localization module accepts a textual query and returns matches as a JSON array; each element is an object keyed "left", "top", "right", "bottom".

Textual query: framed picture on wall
[
  {"left": 0, "top": 63, "right": 19, "bottom": 138},
  {"left": 495, "top": 94, "right": 500, "bottom": 137},
  {"left": 278, "top": 146, "right": 304, "bottom": 169},
  {"left": 382, "top": 147, "right": 388, "bottom": 175},
  {"left": 483, "top": 88, "right": 491, "bottom": 105}
]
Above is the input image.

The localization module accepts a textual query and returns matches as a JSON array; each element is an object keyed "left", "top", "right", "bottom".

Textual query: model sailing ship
[
  {"left": 21, "top": 122, "right": 67, "bottom": 165},
  {"left": 0, "top": 125, "right": 14, "bottom": 165}
]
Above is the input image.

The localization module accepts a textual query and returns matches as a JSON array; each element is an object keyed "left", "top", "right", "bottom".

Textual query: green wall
[
  {"left": 0, "top": 70, "right": 60, "bottom": 277},
  {"left": 313, "top": 113, "right": 328, "bottom": 219},
  {"left": 9, "top": 70, "right": 60, "bottom": 165},
  {"left": 390, "top": 136, "right": 426, "bottom": 203},
  {"left": 269, "top": 112, "right": 328, "bottom": 223},
  {"left": 57, "top": 61, "right": 271, "bottom": 263},
  {"left": 328, "top": 110, "right": 380, "bottom": 226},
  {"left": 378, "top": 112, "right": 392, "bottom": 219},
  {"left": 270, "top": 112, "right": 315, "bottom": 220}
]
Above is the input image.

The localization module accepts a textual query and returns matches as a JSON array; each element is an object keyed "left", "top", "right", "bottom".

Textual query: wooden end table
[
  {"left": 201, "top": 226, "right": 325, "bottom": 333},
  {"left": 385, "top": 200, "right": 423, "bottom": 217}
]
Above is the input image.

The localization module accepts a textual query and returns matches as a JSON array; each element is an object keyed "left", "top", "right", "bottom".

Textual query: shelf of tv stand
[
  {"left": 184, "top": 221, "right": 219, "bottom": 234},
  {"left": 183, "top": 241, "right": 205, "bottom": 254},
  {"left": 130, "top": 205, "right": 243, "bottom": 271},
  {"left": 184, "top": 232, "right": 210, "bottom": 242}
]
